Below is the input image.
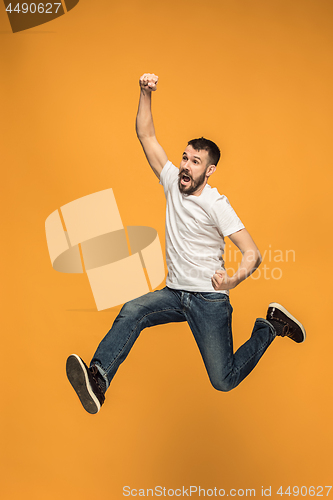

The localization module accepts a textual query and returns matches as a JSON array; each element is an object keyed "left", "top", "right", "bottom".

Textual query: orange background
[{"left": 1, "top": 0, "right": 332, "bottom": 498}]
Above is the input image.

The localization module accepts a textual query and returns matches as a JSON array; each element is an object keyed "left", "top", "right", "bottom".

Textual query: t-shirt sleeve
[
  {"left": 210, "top": 196, "right": 245, "bottom": 238},
  {"left": 159, "top": 160, "right": 179, "bottom": 195}
]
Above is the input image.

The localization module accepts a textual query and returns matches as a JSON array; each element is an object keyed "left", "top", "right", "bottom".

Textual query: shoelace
[
  {"left": 269, "top": 313, "right": 291, "bottom": 337},
  {"left": 282, "top": 323, "right": 291, "bottom": 336}
]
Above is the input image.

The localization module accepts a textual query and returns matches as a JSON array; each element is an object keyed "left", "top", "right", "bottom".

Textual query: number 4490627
[
  {"left": 6, "top": 3, "right": 62, "bottom": 14},
  {"left": 277, "top": 486, "right": 332, "bottom": 496}
]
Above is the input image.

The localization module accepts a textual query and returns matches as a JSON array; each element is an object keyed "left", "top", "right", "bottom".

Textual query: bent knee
[
  {"left": 210, "top": 377, "right": 237, "bottom": 392},
  {"left": 120, "top": 301, "right": 137, "bottom": 315},
  {"left": 118, "top": 301, "right": 145, "bottom": 323}
]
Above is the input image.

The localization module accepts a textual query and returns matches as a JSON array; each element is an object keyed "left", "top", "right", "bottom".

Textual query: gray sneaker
[
  {"left": 66, "top": 354, "right": 105, "bottom": 414},
  {"left": 266, "top": 303, "right": 306, "bottom": 343}
]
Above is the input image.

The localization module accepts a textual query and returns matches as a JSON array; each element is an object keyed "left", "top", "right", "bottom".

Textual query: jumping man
[{"left": 66, "top": 73, "right": 306, "bottom": 414}]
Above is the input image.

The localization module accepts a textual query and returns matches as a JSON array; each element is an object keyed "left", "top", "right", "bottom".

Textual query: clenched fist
[
  {"left": 139, "top": 73, "right": 159, "bottom": 92},
  {"left": 211, "top": 269, "right": 234, "bottom": 291}
]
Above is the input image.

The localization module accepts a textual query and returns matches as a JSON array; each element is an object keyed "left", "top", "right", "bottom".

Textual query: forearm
[
  {"left": 229, "top": 249, "right": 262, "bottom": 288},
  {"left": 136, "top": 89, "right": 156, "bottom": 141},
  {"left": 135, "top": 73, "right": 167, "bottom": 178}
]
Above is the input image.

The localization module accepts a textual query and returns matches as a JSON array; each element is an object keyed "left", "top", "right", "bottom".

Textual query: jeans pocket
[{"left": 197, "top": 292, "right": 229, "bottom": 302}]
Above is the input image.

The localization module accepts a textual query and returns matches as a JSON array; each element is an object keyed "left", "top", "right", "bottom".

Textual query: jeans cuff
[
  {"left": 93, "top": 363, "right": 110, "bottom": 390},
  {"left": 256, "top": 317, "right": 277, "bottom": 338}
]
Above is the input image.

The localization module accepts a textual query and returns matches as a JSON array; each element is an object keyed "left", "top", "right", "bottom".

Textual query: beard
[{"left": 178, "top": 168, "right": 208, "bottom": 196}]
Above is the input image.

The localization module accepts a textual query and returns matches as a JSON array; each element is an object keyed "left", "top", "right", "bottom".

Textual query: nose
[{"left": 184, "top": 160, "right": 191, "bottom": 172}]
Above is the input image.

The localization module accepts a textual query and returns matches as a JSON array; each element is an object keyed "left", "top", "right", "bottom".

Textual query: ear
[{"left": 206, "top": 165, "right": 216, "bottom": 177}]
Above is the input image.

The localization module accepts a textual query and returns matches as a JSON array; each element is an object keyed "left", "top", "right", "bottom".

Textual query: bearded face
[
  {"left": 178, "top": 145, "right": 212, "bottom": 196},
  {"left": 178, "top": 167, "right": 208, "bottom": 195}
]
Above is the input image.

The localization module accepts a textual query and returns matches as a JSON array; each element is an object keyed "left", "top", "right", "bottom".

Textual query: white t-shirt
[{"left": 160, "top": 160, "right": 245, "bottom": 294}]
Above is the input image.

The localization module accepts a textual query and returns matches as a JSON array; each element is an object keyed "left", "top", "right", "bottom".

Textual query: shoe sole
[
  {"left": 268, "top": 302, "right": 306, "bottom": 343},
  {"left": 66, "top": 354, "right": 101, "bottom": 414}
]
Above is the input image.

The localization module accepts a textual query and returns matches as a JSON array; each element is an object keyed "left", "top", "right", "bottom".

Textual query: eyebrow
[{"left": 183, "top": 152, "right": 202, "bottom": 161}]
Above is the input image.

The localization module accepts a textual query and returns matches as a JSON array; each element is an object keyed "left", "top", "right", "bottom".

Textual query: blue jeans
[{"left": 91, "top": 287, "right": 276, "bottom": 392}]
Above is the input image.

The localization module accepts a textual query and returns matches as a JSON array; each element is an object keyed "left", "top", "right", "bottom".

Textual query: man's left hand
[{"left": 211, "top": 269, "right": 234, "bottom": 291}]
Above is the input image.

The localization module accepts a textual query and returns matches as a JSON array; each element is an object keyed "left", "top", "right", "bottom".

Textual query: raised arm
[{"left": 136, "top": 73, "right": 168, "bottom": 179}]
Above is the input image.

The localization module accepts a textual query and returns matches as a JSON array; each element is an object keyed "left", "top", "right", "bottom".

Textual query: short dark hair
[{"left": 187, "top": 137, "right": 221, "bottom": 167}]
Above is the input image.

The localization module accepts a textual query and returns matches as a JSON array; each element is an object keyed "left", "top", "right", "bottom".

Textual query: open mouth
[{"left": 181, "top": 173, "right": 191, "bottom": 185}]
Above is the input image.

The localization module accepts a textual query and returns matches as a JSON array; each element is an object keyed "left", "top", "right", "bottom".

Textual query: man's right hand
[
  {"left": 136, "top": 72, "right": 167, "bottom": 180},
  {"left": 139, "top": 73, "right": 159, "bottom": 92}
]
